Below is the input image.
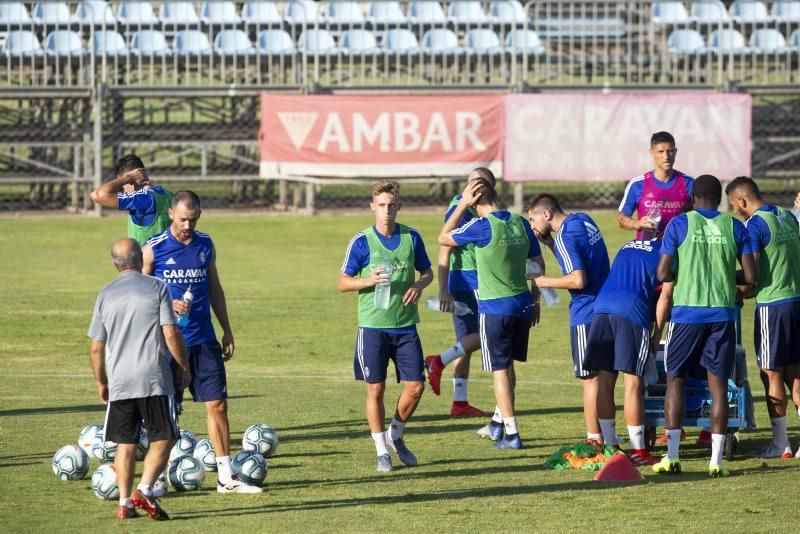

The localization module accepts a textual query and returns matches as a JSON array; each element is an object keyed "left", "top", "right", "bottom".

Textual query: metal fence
[{"left": 1, "top": 0, "right": 798, "bottom": 87}]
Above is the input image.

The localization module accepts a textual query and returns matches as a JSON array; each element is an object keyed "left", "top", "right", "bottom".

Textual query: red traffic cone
[{"left": 594, "top": 452, "right": 644, "bottom": 482}]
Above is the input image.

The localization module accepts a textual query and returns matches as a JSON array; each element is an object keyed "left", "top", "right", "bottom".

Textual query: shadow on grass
[
  {"left": 0, "top": 452, "right": 53, "bottom": 469},
  {"left": 0, "top": 403, "right": 107, "bottom": 417}
]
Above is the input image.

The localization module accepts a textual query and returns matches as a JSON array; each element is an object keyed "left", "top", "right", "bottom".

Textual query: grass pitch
[{"left": 0, "top": 210, "right": 796, "bottom": 532}]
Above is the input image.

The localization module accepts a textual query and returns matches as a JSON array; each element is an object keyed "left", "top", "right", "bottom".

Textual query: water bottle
[
  {"left": 176, "top": 286, "right": 193, "bottom": 328},
  {"left": 643, "top": 206, "right": 662, "bottom": 240},
  {"left": 425, "top": 296, "right": 473, "bottom": 316},
  {"left": 792, "top": 205, "right": 800, "bottom": 219},
  {"left": 373, "top": 260, "right": 393, "bottom": 310},
  {"left": 526, "top": 259, "right": 559, "bottom": 306}
]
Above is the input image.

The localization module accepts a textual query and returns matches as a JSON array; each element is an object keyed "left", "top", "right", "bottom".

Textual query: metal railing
[{"left": 0, "top": 0, "right": 797, "bottom": 87}]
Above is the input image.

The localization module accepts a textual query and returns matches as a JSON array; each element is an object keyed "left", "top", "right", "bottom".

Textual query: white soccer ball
[
  {"left": 52, "top": 444, "right": 90, "bottom": 481},
  {"left": 193, "top": 438, "right": 217, "bottom": 471},
  {"left": 232, "top": 451, "right": 267, "bottom": 486},
  {"left": 135, "top": 427, "right": 150, "bottom": 461},
  {"left": 78, "top": 424, "right": 102, "bottom": 457},
  {"left": 168, "top": 455, "right": 205, "bottom": 491},
  {"left": 91, "top": 464, "right": 120, "bottom": 500},
  {"left": 242, "top": 424, "right": 279, "bottom": 458},
  {"left": 91, "top": 428, "right": 118, "bottom": 463},
  {"left": 169, "top": 429, "right": 197, "bottom": 463}
]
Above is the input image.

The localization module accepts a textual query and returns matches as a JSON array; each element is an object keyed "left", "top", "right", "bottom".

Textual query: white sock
[
  {"left": 628, "top": 425, "right": 645, "bottom": 450},
  {"left": 136, "top": 483, "right": 152, "bottom": 496},
  {"left": 389, "top": 417, "right": 405, "bottom": 441},
  {"left": 710, "top": 433, "right": 725, "bottom": 466},
  {"left": 502, "top": 416, "right": 518, "bottom": 436},
  {"left": 372, "top": 432, "right": 389, "bottom": 456},
  {"left": 119, "top": 497, "right": 132, "bottom": 508},
  {"left": 587, "top": 432, "right": 602, "bottom": 442},
  {"left": 441, "top": 342, "right": 466, "bottom": 365},
  {"left": 492, "top": 405, "right": 503, "bottom": 424},
  {"left": 666, "top": 428, "right": 682, "bottom": 460},
  {"left": 599, "top": 419, "right": 619, "bottom": 446},
  {"left": 453, "top": 378, "right": 468, "bottom": 402},
  {"left": 216, "top": 455, "right": 233, "bottom": 484},
  {"left": 770, "top": 416, "right": 789, "bottom": 448}
]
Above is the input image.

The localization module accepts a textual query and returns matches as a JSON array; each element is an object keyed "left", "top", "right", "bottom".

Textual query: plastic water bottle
[
  {"left": 644, "top": 206, "right": 662, "bottom": 240},
  {"left": 373, "top": 260, "right": 393, "bottom": 310},
  {"left": 526, "top": 259, "right": 559, "bottom": 306},
  {"left": 792, "top": 205, "right": 800, "bottom": 219},
  {"left": 176, "top": 286, "right": 193, "bottom": 328},
  {"left": 425, "top": 296, "right": 473, "bottom": 316}
]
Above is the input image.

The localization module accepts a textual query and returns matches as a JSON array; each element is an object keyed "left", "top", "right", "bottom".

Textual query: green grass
[{"left": 0, "top": 211, "right": 795, "bottom": 532}]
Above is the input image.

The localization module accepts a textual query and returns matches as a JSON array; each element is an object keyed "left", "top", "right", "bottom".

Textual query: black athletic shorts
[{"left": 103, "top": 395, "right": 180, "bottom": 444}]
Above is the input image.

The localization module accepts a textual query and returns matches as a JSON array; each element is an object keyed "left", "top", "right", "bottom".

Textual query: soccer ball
[
  {"left": 52, "top": 444, "right": 90, "bottom": 481},
  {"left": 169, "top": 429, "right": 197, "bottom": 463},
  {"left": 193, "top": 438, "right": 217, "bottom": 471},
  {"left": 91, "top": 464, "right": 120, "bottom": 500},
  {"left": 168, "top": 455, "right": 205, "bottom": 491},
  {"left": 91, "top": 428, "right": 118, "bottom": 463},
  {"left": 242, "top": 424, "right": 279, "bottom": 458},
  {"left": 135, "top": 427, "right": 150, "bottom": 461},
  {"left": 232, "top": 451, "right": 267, "bottom": 486},
  {"left": 78, "top": 424, "right": 102, "bottom": 457}
]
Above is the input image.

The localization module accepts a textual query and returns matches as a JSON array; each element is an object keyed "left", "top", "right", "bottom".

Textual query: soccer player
[
  {"left": 526, "top": 194, "right": 610, "bottom": 444},
  {"left": 726, "top": 176, "right": 800, "bottom": 459},
  {"left": 91, "top": 154, "right": 174, "bottom": 245},
  {"left": 654, "top": 174, "right": 756, "bottom": 477},
  {"left": 143, "top": 190, "right": 262, "bottom": 493},
  {"left": 88, "top": 238, "right": 190, "bottom": 520},
  {"left": 617, "top": 131, "right": 694, "bottom": 240},
  {"left": 585, "top": 238, "right": 663, "bottom": 465},
  {"left": 439, "top": 179, "right": 543, "bottom": 449},
  {"left": 338, "top": 180, "right": 433, "bottom": 472},
  {"left": 425, "top": 168, "right": 496, "bottom": 418}
]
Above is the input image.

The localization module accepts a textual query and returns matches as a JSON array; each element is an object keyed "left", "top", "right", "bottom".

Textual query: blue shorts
[
  {"left": 585, "top": 313, "right": 650, "bottom": 376},
  {"left": 754, "top": 301, "right": 800, "bottom": 370},
  {"left": 570, "top": 322, "right": 597, "bottom": 378},
  {"left": 353, "top": 328, "right": 425, "bottom": 384},
  {"left": 451, "top": 290, "right": 479, "bottom": 340},
  {"left": 479, "top": 313, "right": 531, "bottom": 372},
  {"left": 172, "top": 339, "right": 228, "bottom": 403},
  {"left": 664, "top": 321, "right": 736, "bottom": 378}
]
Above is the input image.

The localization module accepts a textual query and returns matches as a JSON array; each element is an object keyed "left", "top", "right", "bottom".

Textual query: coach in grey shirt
[{"left": 88, "top": 238, "right": 190, "bottom": 521}]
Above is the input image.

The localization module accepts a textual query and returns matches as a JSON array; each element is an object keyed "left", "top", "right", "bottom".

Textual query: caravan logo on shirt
[{"left": 162, "top": 268, "right": 208, "bottom": 285}]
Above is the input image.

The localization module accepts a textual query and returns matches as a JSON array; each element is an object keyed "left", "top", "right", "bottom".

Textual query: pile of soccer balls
[{"left": 52, "top": 422, "right": 279, "bottom": 500}]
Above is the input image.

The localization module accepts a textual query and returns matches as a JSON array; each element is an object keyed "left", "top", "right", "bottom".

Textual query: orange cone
[{"left": 594, "top": 452, "right": 644, "bottom": 482}]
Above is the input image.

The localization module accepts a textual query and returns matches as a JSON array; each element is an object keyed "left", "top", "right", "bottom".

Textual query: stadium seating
[
  {"left": 771, "top": 0, "right": 800, "bottom": 21},
  {"left": 505, "top": 29, "right": 547, "bottom": 56},
  {"left": 117, "top": 2, "right": 159, "bottom": 25},
  {"left": 44, "top": 30, "right": 86, "bottom": 57},
  {"left": 257, "top": 29, "right": 297, "bottom": 55},
  {"left": 76, "top": 1, "right": 116, "bottom": 26},
  {"left": 489, "top": 1, "right": 527, "bottom": 25},
  {"left": 341, "top": 29, "right": 380, "bottom": 54},
  {"left": 32, "top": 2, "right": 75, "bottom": 26},
  {"left": 326, "top": 2, "right": 365, "bottom": 25},
  {"left": 651, "top": 1, "right": 691, "bottom": 24},
  {"left": 382, "top": 28, "right": 421, "bottom": 54},
  {"left": 667, "top": 28, "right": 707, "bottom": 54},
  {"left": 789, "top": 28, "right": 800, "bottom": 47},
  {"left": 730, "top": 0, "right": 772, "bottom": 23},
  {"left": 201, "top": 2, "right": 242, "bottom": 25},
  {"left": 3, "top": 30, "right": 44, "bottom": 58},
  {"left": 284, "top": 0, "right": 320, "bottom": 25},
  {"left": 159, "top": 2, "right": 200, "bottom": 25},
  {"left": 408, "top": 1, "right": 448, "bottom": 25},
  {"left": 464, "top": 29, "right": 503, "bottom": 55},
  {"left": 707, "top": 28, "right": 752, "bottom": 53},
  {"left": 421, "top": 28, "right": 464, "bottom": 55},
  {"left": 174, "top": 29, "right": 213, "bottom": 56},
  {"left": 366, "top": 2, "right": 408, "bottom": 26},
  {"left": 690, "top": 0, "right": 732, "bottom": 23},
  {"left": 0, "top": 3, "right": 32, "bottom": 28},
  {"left": 447, "top": 1, "right": 487, "bottom": 26},
  {"left": 749, "top": 28, "right": 789, "bottom": 51},
  {"left": 90, "top": 30, "right": 127, "bottom": 56},
  {"left": 130, "top": 29, "right": 171, "bottom": 55},
  {"left": 298, "top": 28, "right": 339, "bottom": 55},
  {"left": 242, "top": 2, "right": 283, "bottom": 26},
  {"left": 213, "top": 29, "right": 255, "bottom": 55}
]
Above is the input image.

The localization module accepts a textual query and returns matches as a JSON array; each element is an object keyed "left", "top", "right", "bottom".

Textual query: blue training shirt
[
  {"left": 594, "top": 240, "right": 661, "bottom": 328},
  {"left": 147, "top": 229, "right": 216, "bottom": 346},
  {"left": 746, "top": 205, "right": 800, "bottom": 307},
  {"left": 618, "top": 173, "right": 695, "bottom": 216},
  {"left": 342, "top": 224, "right": 431, "bottom": 334},
  {"left": 118, "top": 186, "right": 168, "bottom": 227},
  {"left": 451, "top": 211, "right": 541, "bottom": 316},
  {"left": 553, "top": 213, "right": 611, "bottom": 326},
  {"left": 444, "top": 195, "right": 478, "bottom": 292},
  {"left": 661, "top": 208, "right": 752, "bottom": 323}
]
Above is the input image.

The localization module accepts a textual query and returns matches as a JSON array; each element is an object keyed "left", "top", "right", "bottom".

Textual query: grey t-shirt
[{"left": 88, "top": 272, "right": 176, "bottom": 401}]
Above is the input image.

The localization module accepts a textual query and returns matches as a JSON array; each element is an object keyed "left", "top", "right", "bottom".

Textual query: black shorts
[{"left": 103, "top": 395, "right": 180, "bottom": 444}]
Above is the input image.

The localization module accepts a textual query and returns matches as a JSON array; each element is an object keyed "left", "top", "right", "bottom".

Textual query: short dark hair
[
  {"left": 473, "top": 178, "right": 497, "bottom": 206},
  {"left": 724, "top": 176, "right": 762, "bottom": 199},
  {"left": 693, "top": 174, "right": 722, "bottom": 205},
  {"left": 469, "top": 167, "right": 497, "bottom": 187},
  {"left": 524, "top": 193, "right": 563, "bottom": 214},
  {"left": 650, "top": 131, "right": 676, "bottom": 147},
  {"left": 113, "top": 154, "right": 145, "bottom": 177},
  {"left": 172, "top": 190, "right": 201, "bottom": 210}
]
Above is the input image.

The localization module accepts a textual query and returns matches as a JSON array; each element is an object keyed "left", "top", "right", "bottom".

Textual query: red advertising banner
[
  {"left": 259, "top": 95, "right": 503, "bottom": 177},
  {"left": 504, "top": 93, "right": 752, "bottom": 182}
]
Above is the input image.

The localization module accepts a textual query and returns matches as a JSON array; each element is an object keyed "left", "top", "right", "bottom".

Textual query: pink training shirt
[{"left": 635, "top": 170, "right": 691, "bottom": 239}]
